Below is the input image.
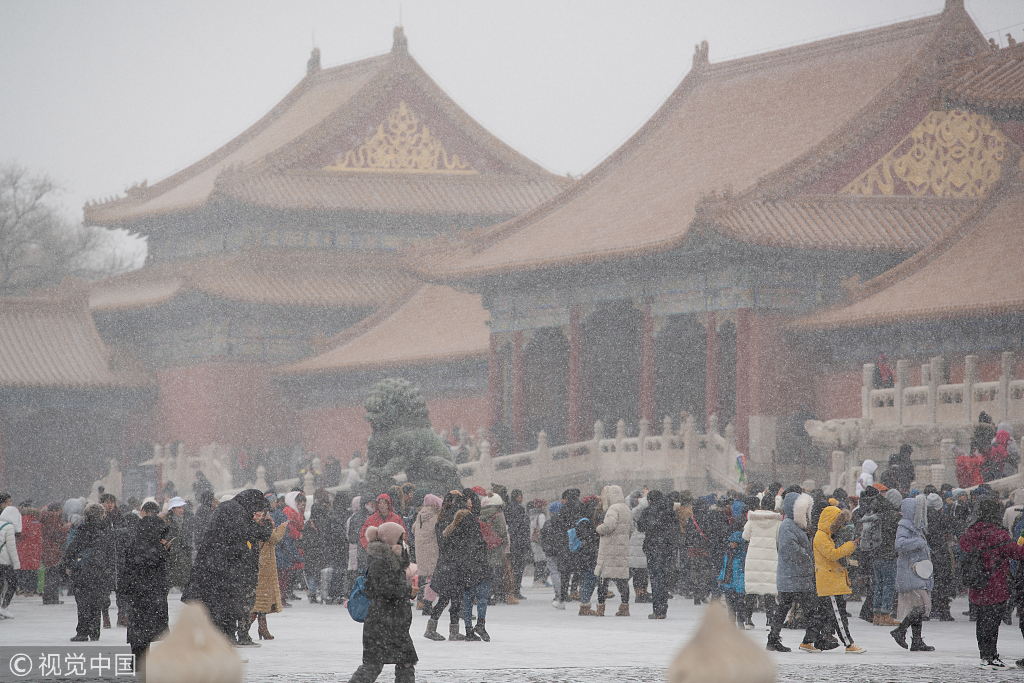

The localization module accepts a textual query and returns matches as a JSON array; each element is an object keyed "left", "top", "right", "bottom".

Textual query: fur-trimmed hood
[{"left": 790, "top": 493, "right": 813, "bottom": 530}]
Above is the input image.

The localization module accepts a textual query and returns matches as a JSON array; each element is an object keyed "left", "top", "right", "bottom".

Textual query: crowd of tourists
[{"left": 3, "top": 423, "right": 1024, "bottom": 679}]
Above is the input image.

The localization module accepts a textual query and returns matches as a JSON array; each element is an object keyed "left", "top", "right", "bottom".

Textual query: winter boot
[
  {"left": 448, "top": 622, "right": 465, "bottom": 641},
  {"left": 595, "top": 603, "right": 606, "bottom": 617},
  {"left": 766, "top": 638, "right": 791, "bottom": 653},
  {"left": 257, "top": 614, "right": 273, "bottom": 640},
  {"left": 890, "top": 626, "right": 909, "bottom": 649},
  {"left": 635, "top": 588, "right": 651, "bottom": 603},
  {"left": 579, "top": 603, "right": 596, "bottom": 616},
  {"left": 463, "top": 622, "right": 482, "bottom": 641},
  {"left": 474, "top": 618, "right": 490, "bottom": 642},
  {"left": 424, "top": 619, "right": 445, "bottom": 641},
  {"left": 910, "top": 638, "right": 935, "bottom": 652},
  {"left": 615, "top": 603, "right": 630, "bottom": 617},
  {"left": 909, "top": 622, "right": 933, "bottom": 651}
]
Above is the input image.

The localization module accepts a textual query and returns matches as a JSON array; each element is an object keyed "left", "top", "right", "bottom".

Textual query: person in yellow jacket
[{"left": 813, "top": 505, "right": 867, "bottom": 654}]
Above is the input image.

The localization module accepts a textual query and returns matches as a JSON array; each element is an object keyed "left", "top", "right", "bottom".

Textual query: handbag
[{"left": 912, "top": 559, "right": 933, "bottom": 580}]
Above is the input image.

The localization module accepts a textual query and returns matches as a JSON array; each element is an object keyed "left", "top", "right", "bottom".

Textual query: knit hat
[
  {"left": 926, "top": 493, "right": 943, "bottom": 511},
  {"left": 483, "top": 494, "right": 504, "bottom": 507},
  {"left": 471, "top": 486, "right": 486, "bottom": 497},
  {"left": 978, "top": 499, "right": 1002, "bottom": 525},
  {"left": 860, "top": 486, "right": 879, "bottom": 500},
  {"left": 366, "top": 521, "right": 405, "bottom": 556},
  {"left": 423, "top": 494, "right": 442, "bottom": 510},
  {"left": 549, "top": 501, "right": 563, "bottom": 514},
  {"left": 871, "top": 483, "right": 888, "bottom": 492},
  {"left": 728, "top": 531, "right": 745, "bottom": 545},
  {"left": 884, "top": 489, "right": 902, "bottom": 507}
]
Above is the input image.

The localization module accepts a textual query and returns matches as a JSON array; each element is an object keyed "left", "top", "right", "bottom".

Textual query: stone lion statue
[{"left": 363, "top": 378, "right": 462, "bottom": 494}]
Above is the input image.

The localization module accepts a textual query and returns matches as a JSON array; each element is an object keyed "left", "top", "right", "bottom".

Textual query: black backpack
[{"left": 962, "top": 548, "right": 994, "bottom": 591}]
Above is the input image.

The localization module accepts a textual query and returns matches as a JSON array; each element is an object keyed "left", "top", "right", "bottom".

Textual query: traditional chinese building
[
  {"left": 82, "top": 28, "right": 569, "bottom": 486},
  {"left": 410, "top": 1, "right": 1023, "bottom": 485},
  {"left": 0, "top": 285, "right": 154, "bottom": 500}
]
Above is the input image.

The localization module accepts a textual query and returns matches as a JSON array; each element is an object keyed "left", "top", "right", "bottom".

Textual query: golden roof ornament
[
  {"left": 841, "top": 110, "right": 1009, "bottom": 198},
  {"left": 325, "top": 101, "right": 475, "bottom": 174}
]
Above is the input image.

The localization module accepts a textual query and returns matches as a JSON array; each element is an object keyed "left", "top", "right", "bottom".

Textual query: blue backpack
[
  {"left": 347, "top": 572, "right": 370, "bottom": 623},
  {"left": 567, "top": 518, "right": 590, "bottom": 552}
]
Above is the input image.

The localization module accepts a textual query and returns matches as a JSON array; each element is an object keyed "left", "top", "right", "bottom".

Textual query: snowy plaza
[{"left": 2, "top": 586, "right": 1023, "bottom": 682}]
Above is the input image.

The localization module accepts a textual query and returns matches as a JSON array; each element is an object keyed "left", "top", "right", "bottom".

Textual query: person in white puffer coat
[
  {"left": 742, "top": 495, "right": 782, "bottom": 631},
  {"left": 628, "top": 491, "right": 650, "bottom": 603},
  {"left": 0, "top": 494, "right": 21, "bottom": 619},
  {"left": 595, "top": 485, "right": 632, "bottom": 616}
]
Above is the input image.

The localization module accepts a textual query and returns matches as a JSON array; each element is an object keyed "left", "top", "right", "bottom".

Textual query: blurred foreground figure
[
  {"left": 667, "top": 601, "right": 775, "bottom": 683},
  {"left": 146, "top": 602, "right": 242, "bottom": 683},
  {"left": 182, "top": 490, "right": 271, "bottom": 643}
]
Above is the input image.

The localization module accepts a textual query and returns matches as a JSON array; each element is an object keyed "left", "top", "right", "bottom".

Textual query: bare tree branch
[{"left": 0, "top": 162, "right": 141, "bottom": 295}]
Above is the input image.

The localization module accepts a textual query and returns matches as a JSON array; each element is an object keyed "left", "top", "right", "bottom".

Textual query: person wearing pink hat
[{"left": 347, "top": 522, "right": 417, "bottom": 682}]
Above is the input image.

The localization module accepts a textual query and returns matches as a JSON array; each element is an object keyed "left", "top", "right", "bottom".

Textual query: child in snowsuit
[{"left": 718, "top": 531, "right": 749, "bottom": 628}]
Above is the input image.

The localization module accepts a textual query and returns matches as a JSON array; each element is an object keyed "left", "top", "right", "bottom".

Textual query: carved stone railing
[
  {"left": 457, "top": 414, "right": 743, "bottom": 501},
  {"left": 863, "top": 352, "right": 1020, "bottom": 428},
  {"left": 811, "top": 351, "right": 1022, "bottom": 494}
]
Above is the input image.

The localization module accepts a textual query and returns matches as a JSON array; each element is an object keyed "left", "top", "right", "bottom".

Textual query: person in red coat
[
  {"left": 16, "top": 504, "right": 42, "bottom": 596},
  {"left": 959, "top": 498, "right": 1024, "bottom": 669},
  {"left": 40, "top": 503, "right": 67, "bottom": 604},
  {"left": 360, "top": 494, "right": 405, "bottom": 550}
]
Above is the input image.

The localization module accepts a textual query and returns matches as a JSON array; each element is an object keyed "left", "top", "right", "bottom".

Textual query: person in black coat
[
  {"left": 637, "top": 490, "right": 682, "bottom": 619},
  {"left": 120, "top": 515, "right": 170, "bottom": 661},
  {"left": 448, "top": 489, "right": 492, "bottom": 641},
  {"left": 426, "top": 492, "right": 467, "bottom": 640},
  {"left": 348, "top": 521, "right": 417, "bottom": 683},
  {"left": 552, "top": 488, "right": 584, "bottom": 603},
  {"left": 182, "top": 489, "right": 271, "bottom": 643},
  {"left": 60, "top": 504, "right": 114, "bottom": 641},
  {"left": 504, "top": 490, "right": 532, "bottom": 601}
]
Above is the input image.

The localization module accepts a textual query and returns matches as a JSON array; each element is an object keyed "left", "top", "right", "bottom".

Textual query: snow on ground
[{"left": 3, "top": 584, "right": 1024, "bottom": 682}]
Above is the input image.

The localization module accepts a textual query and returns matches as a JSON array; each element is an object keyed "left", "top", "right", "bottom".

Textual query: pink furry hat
[
  {"left": 423, "top": 494, "right": 443, "bottom": 509},
  {"left": 366, "top": 521, "right": 405, "bottom": 556}
]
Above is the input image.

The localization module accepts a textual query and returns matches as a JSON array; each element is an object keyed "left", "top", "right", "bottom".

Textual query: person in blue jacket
[{"left": 719, "top": 530, "right": 749, "bottom": 629}]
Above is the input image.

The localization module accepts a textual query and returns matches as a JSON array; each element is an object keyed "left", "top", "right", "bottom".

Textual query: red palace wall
[
  {"left": 298, "top": 391, "right": 490, "bottom": 465},
  {"left": 154, "top": 362, "right": 296, "bottom": 450}
]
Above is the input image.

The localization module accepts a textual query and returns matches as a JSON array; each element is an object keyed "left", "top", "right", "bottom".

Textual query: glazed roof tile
[
  {"left": 703, "top": 195, "right": 974, "bottom": 251},
  {"left": 276, "top": 284, "right": 490, "bottom": 374},
  {"left": 410, "top": 9, "right": 984, "bottom": 279},
  {"left": 217, "top": 170, "right": 570, "bottom": 216},
  {"left": 89, "top": 250, "right": 417, "bottom": 312},
  {"left": 0, "top": 292, "right": 153, "bottom": 388},
  {"left": 85, "top": 33, "right": 561, "bottom": 227},
  {"left": 943, "top": 43, "right": 1024, "bottom": 114},
  {"left": 792, "top": 182, "right": 1024, "bottom": 329}
]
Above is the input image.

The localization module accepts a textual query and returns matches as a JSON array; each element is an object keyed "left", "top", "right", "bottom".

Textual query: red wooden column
[
  {"left": 735, "top": 308, "right": 752, "bottom": 455},
  {"left": 705, "top": 311, "right": 719, "bottom": 429},
  {"left": 567, "top": 307, "right": 583, "bottom": 443},
  {"left": 487, "top": 332, "right": 503, "bottom": 449},
  {"left": 511, "top": 331, "right": 527, "bottom": 452},
  {"left": 639, "top": 299, "right": 657, "bottom": 424}
]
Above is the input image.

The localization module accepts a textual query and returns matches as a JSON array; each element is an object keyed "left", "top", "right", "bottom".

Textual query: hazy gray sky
[{"left": 1, "top": 0, "right": 1021, "bottom": 252}]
